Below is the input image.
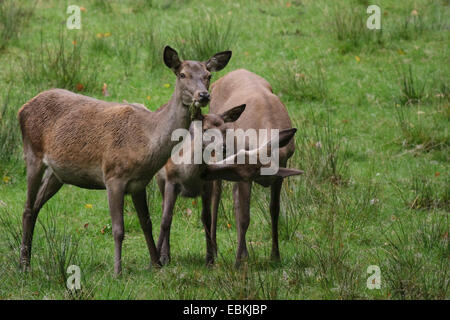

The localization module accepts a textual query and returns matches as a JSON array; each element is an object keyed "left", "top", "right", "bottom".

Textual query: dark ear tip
[{"left": 282, "top": 128, "right": 297, "bottom": 136}]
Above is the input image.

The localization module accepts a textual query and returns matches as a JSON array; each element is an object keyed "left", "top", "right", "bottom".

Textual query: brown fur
[
  {"left": 17, "top": 46, "right": 232, "bottom": 275},
  {"left": 155, "top": 108, "right": 246, "bottom": 265},
  {"left": 209, "top": 69, "right": 298, "bottom": 267}
]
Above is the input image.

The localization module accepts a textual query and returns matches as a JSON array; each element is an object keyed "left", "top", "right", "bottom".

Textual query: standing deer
[
  {"left": 156, "top": 109, "right": 302, "bottom": 265},
  {"left": 155, "top": 104, "right": 245, "bottom": 265},
  {"left": 17, "top": 46, "right": 232, "bottom": 275},
  {"left": 209, "top": 69, "right": 297, "bottom": 267}
]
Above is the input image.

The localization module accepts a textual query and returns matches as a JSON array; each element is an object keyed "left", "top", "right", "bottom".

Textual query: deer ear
[
  {"left": 220, "top": 104, "right": 246, "bottom": 123},
  {"left": 164, "top": 46, "right": 181, "bottom": 73},
  {"left": 201, "top": 164, "right": 243, "bottom": 181},
  {"left": 277, "top": 128, "right": 297, "bottom": 148},
  {"left": 205, "top": 51, "right": 232, "bottom": 72},
  {"left": 275, "top": 168, "right": 304, "bottom": 178}
]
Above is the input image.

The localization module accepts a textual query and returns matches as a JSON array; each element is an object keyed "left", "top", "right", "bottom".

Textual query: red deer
[
  {"left": 209, "top": 69, "right": 298, "bottom": 267},
  {"left": 156, "top": 110, "right": 302, "bottom": 265},
  {"left": 17, "top": 46, "right": 232, "bottom": 275}
]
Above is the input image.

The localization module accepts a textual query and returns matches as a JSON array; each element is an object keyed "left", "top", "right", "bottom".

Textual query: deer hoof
[
  {"left": 206, "top": 256, "right": 214, "bottom": 266},
  {"left": 160, "top": 254, "right": 170, "bottom": 265}
]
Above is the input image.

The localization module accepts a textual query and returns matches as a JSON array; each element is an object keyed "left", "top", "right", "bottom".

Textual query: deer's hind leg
[
  {"left": 20, "top": 151, "right": 45, "bottom": 269},
  {"left": 233, "top": 181, "right": 252, "bottom": 268},
  {"left": 269, "top": 177, "right": 283, "bottom": 261},
  {"left": 33, "top": 168, "right": 63, "bottom": 213},
  {"left": 20, "top": 163, "right": 63, "bottom": 269}
]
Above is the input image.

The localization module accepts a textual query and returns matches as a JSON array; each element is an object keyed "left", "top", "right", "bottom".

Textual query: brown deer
[
  {"left": 156, "top": 108, "right": 302, "bottom": 265},
  {"left": 17, "top": 46, "right": 232, "bottom": 275},
  {"left": 209, "top": 69, "right": 298, "bottom": 267}
]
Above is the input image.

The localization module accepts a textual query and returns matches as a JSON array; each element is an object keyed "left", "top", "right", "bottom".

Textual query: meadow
[{"left": 0, "top": 0, "right": 448, "bottom": 299}]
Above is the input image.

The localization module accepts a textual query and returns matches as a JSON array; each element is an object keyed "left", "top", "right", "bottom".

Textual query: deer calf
[{"left": 17, "top": 46, "right": 232, "bottom": 275}]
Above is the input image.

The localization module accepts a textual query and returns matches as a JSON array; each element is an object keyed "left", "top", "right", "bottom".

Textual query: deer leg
[
  {"left": 33, "top": 168, "right": 63, "bottom": 213},
  {"left": 270, "top": 178, "right": 283, "bottom": 261},
  {"left": 157, "top": 182, "right": 178, "bottom": 265},
  {"left": 233, "top": 181, "right": 252, "bottom": 268},
  {"left": 157, "top": 175, "right": 165, "bottom": 213},
  {"left": 106, "top": 179, "right": 126, "bottom": 276},
  {"left": 201, "top": 185, "right": 214, "bottom": 265},
  {"left": 210, "top": 179, "right": 222, "bottom": 257},
  {"left": 20, "top": 155, "right": 45, "bottom": 270},
  {"left": 131, "top": 189, "right": 160, "bottom": 268},
  {"left": 21, "top": 168, "right": 63, "bottom": 268}
]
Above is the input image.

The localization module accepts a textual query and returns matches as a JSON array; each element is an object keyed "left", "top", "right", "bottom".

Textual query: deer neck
[{"left": 145, "top": 90, "right": 191, "bottom": 167}]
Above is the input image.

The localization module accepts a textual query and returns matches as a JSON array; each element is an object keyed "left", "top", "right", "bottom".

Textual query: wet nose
[{"left": 199, "top": 91, "right": 210, "bottom": 102}]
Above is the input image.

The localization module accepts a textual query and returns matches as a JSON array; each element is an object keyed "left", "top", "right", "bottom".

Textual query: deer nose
[{"left": 199, "top": 92, "right": 210, "bottom": 102}]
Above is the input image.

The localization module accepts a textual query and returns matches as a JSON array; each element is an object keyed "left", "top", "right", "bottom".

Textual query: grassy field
[{"left": 0, "top": 0, "right": 448, "bottom": 299}]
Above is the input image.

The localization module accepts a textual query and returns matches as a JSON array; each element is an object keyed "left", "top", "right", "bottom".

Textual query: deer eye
[{"left": 180, "top": 73, "right": 186, "bottom": 79}]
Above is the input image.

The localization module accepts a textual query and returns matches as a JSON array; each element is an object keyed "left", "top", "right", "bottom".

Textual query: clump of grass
[
  {"left": 93, "top": 0, "right": 113, "bottom": 12},
  {"left": 112, "top": 27, "right": 164, "bottom": 75},
  {"left": 210, "top": 261, "right": 289, "bottom": 299},
  {"left": 394, "top": 103, "right": 449, "bottom": 152},
  {"left": 330, "top": 4, "right": 383, "bottom": 53},
  {"left": 381, "top": 217, "right": 449, "bottom": 299},
  {"left": 113, "top": 34, "right": 140, "bottom": 77},
  {"left": 21, "top": 29, "right": 99, "bottom": 93},
  {"left": 409, "top": 175, "right": 449, "bottom": 211},
  {"left": 173, "top": 15, "right": 235, "bottom": 61},
  {"left": 271, "top": 61, "right": 328, "bottom": 102},
  {"left": 35, "top": 213, "right": 83, "bottom": 287},
  {"left": 431, "top": 73, "right": 450, "bottom": 104},
  {"left": 0, "top": 91, "right": 23, "bottom": 163},
  {"left": 0, "top": 207, "right": 22, "bottom": 266},
  {"left": 0, "top": 0, "right": 34, "bottom": 50},
  {"left": 89, "top": 20, "right": 163, "bottom": 73},
  {"left": 295, "top": 109, "right": 347, "bottom": 185},
  {"left": 131, "top": 0, "right": 154, "bottom": 12},
  {"left": 160, "top": 0, "right": 192, "bottom": 10},
  {"left": 398, "top": 66, "right": 426, "bottom": 106},
  {"left": 143, "top": 27, "right": 164, "bottom": 71},
  {"left": 89, "top": 35, "right": 114, "bottom": 56},
  {"left": 389, "top": 13, "right": 425, "bottom": 41}
]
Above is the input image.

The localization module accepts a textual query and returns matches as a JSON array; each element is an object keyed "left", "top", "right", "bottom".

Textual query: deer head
[{"left": 163, "top": 46, "right": 232, "bottom": 108}]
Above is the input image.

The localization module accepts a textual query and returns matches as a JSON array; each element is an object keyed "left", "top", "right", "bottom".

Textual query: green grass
[{"left": 0, "top": 0, "right": 449, "bottom": 300}]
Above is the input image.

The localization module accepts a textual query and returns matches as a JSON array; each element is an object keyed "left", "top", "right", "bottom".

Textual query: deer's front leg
[
  {"left": 201, "top": 185, "right": 214, "bottom": 265},
  {"left": 157, "top": 182, "right": 178, "bottom": 265},
  {"left": 233, "top": 181, "right": 252, "bottom": 268},
  {"left": 210, "top": 179, "right": 222, "bottom": 257},
  {"left": 106, "top": 179, "right": 126, "bottom": 276},
  {"left": 132, "top": 189, "right": 160, "bottom": 268}
]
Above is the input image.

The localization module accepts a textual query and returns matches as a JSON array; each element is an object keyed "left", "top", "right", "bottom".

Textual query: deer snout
[{"left": 198, "top": 91, "right": 210, "bottom": 103}]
